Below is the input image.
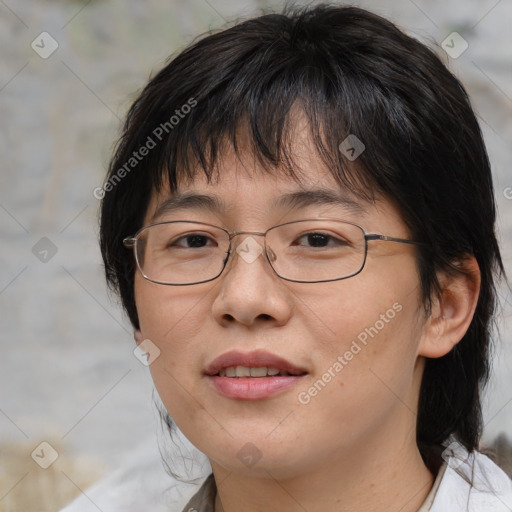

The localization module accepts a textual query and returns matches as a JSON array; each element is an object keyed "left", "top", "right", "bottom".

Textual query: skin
[{"left": 133, "top": 121, "right": 480, "bottom": 512}]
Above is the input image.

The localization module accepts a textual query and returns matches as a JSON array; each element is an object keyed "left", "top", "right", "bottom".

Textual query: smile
[
  {"left": 204, "top": 350, "right": 308, "bottom": 400},
  {"left": 217, "top": 366, "right": 304, "bottom": 377}
]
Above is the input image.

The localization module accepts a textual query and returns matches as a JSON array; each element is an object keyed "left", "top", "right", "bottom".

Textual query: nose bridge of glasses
[
  {"left": 227, "top": 230, "right": 277, "bottom": 264},
  {"left": 229, "top": 230, "right": 266, "bottom": 251},
  {"left": 229, "top": 230, "right": 266, "bottom": 239}
]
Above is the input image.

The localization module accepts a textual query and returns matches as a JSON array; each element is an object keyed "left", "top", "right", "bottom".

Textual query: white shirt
[{"left": 59, "top": 434, "right": 512, "bottom": 512}]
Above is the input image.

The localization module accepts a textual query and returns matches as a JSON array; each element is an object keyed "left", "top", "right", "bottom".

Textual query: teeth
[
  {"left": 250, "top": 367, "right": 267, "bottom": 377},
  {"left": 236, "top": 366, "right": 251, "bottom": 377},
  {"left": 217, "top": 366, "right": 288, "bottom": 378}
]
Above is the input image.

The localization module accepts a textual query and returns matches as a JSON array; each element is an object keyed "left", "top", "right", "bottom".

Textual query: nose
[{"left": 210, "top": 234, "right": 293, "bottom": 328}]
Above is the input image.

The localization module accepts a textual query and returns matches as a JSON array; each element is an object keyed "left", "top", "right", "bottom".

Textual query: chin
[{"left": 202, "top": 434, "right": 312, "bottom": 480}]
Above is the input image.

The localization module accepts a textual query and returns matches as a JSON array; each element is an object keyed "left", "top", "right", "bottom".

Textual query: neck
[{"left": 211, "top": 419, "right": 434, "bottom": 512}]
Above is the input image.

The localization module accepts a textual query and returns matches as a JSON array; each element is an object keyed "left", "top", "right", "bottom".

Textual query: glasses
[{"left": 123, "top": 218, "right": 426, "bottom": 286}]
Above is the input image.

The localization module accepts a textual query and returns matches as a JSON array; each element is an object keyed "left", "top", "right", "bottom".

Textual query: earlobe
[
  {"left": 418, "top": 256, "right": 481, "bottom": 358},
  {"left": 134, "top": 329, "right": 144, "bottom": 345}
]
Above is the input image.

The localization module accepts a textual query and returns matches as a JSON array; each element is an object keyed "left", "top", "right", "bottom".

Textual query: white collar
[{"left": 430, "top": 448, "right": 512, "bottom": 511}]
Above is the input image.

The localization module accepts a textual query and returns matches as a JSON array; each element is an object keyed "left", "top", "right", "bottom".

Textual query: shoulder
[
  {"left": 431, "top": 447, "right": 512, "bottom": 511},
  {"left": 58, "top": 435, "right": 211, "bottom": 512}
]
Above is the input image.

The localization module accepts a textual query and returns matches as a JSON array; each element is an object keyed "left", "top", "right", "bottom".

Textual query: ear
[
  {"left": 134, "top": 329, "right": 144, "bottom": 345},
  {"left": 418, "top": 256, "right": 481, "bottom": 358}
]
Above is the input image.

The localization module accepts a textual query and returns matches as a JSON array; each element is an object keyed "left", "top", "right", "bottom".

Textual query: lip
[
  {"left": 204, "top": 350, "right": 307, "bottom": 376},
  {"left": 204, "top": 350, "right": 308, "bottom": 401}
]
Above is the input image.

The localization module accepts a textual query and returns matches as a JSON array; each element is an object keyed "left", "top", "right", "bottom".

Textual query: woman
[{"left": 64, "top": 3, "right": 512, "bottom": 511}]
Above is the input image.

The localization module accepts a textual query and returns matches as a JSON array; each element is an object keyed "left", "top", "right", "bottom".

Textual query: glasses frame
[{"left": 123, "top": 218, "right": 428, "bottom": 286}]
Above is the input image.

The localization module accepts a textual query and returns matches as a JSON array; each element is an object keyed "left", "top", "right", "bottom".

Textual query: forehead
[
  {"left": 148, "top": 115, "right": 380, "bottom": 220},
  {"left": 146, "top": 150, "right": 370, "bottom": 225}
]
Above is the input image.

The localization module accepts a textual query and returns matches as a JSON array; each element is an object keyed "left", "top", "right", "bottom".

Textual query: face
[{"left": 134, "top": 130, "right": 430, "bottom": 480}]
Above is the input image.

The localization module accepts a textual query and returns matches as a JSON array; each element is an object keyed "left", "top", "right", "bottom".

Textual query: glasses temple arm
[
  {"left": 365, "top": 234, "right": 428, "bottom": 246},
  {"left": 123, "top": 237, "right": 137, "bottom": 248}
]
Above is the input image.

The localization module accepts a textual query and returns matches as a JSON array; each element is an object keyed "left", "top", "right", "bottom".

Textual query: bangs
[{"left": 171, "top": 91, "right": 378, "bottom": 202}]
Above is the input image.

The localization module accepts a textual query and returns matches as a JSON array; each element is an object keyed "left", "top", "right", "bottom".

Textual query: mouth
[
  {"left": 204, "top": 349, "right": 308, "bottom": 377},
  {"left": 204, "top": 350, "right": 308, "bottom": 400},
  {"left": 216, "top": 366, "right": 306, "bottom": 378}
]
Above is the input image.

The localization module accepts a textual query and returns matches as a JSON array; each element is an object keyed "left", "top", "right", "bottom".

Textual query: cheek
[
  {"left": 134, "top": 277, "right": 212, "bottom": 418},
  {"left": 301, "top": 268, "right": 423, "bottom": 403},
  {"left": 135, "top": 275, "right": 211, "bottom": 339},
  {"left": 304, "top": 273, "right": 417, "bottom": 353},
  {"left": 291, "top": 301, "right": 422, "bottom": 452}
]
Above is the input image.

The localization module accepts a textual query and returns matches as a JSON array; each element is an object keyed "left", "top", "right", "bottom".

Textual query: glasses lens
[
  {"left": 267, "top": 220, "right": 366, "bottom": 282},
  {"left": 135, "top": 222, "right": 229, "bottom": 284}
]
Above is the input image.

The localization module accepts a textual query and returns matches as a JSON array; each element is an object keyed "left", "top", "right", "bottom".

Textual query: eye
[
  {"left": 293, "top": 231, "right": 349, "bottom": 248},
  {"left": 171, "top": 233, "right": 217, "bottom": 248}
]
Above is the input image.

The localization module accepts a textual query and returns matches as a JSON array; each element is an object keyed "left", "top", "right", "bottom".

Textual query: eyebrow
[{"left": 151, "top": 188, "right": 366, "bottom": 222}]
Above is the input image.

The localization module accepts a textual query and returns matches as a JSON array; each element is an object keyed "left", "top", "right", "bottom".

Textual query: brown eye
[{"left": 171, "top": 234, "right": 215, "bottom": 248}]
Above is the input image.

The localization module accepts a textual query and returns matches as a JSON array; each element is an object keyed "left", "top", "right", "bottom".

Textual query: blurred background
[{"left": 0, "top": 0, "right": 511, "bottom": 510}]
